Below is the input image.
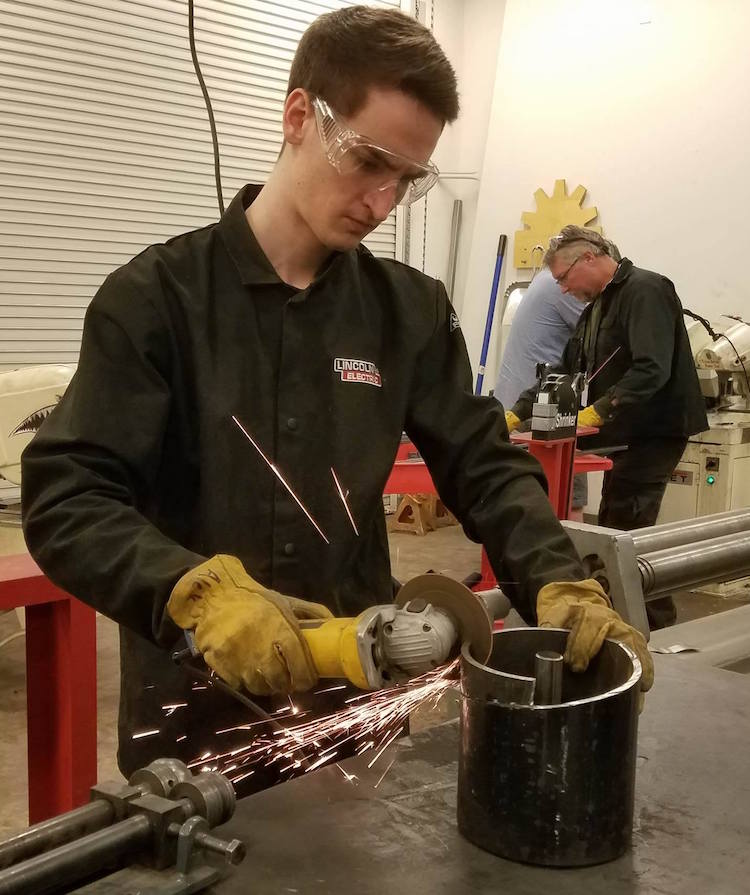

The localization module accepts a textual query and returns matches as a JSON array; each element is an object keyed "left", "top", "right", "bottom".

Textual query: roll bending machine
[{"left": 563, "top": 506, "right": 750, "bottom": 654}]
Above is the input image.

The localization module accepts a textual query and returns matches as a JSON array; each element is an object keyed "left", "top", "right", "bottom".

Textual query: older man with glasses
[
  {"left": 22, "top": 10, "right": 652, "bottom": 785},
  {"left": 506, "top": 225, "right": 708, "bottom": 629}
]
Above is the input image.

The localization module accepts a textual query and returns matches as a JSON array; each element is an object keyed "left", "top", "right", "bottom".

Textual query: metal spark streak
[
  {"left": 132, "top": 729, "right": 161, "bottom": 740},
  {"left": 215, "top": 718, "right": 272, "bottom": 735},
  {"left": 335, "top": 764, "right": 358, "bottom": 785},
  {"left": 191, "top": 660, "right": 458, "bottom": 786},
  {"left": 374, "top": 757, "right": 396, "bottom": 789},
  {"left": 331, "top": 467, "right": 359, "bottom": 536},
  {"left": 366, "top": 726, "right": 402, "bottom": 769},
  {"left": 231, "top": 414, "right": 329, "bottom": 544},
  {"left": 587, "top": 346, "right": 621, "bottom": 385}
]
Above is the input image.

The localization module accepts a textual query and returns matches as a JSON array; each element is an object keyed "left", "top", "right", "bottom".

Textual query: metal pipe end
[{"left": 533, "top": 650, "right": 564, "bottom": 705}]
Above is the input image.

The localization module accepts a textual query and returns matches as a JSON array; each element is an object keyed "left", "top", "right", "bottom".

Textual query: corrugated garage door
[{"left": 0, "top": 0, "right": 405, "bottom": 370}]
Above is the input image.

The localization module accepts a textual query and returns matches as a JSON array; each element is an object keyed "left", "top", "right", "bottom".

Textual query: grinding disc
[{"left": 395, "top": 573, "right": 493, "bottom": 664}]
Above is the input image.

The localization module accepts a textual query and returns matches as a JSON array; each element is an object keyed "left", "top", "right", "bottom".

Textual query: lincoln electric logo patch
[{"left": 334, "top": 357, "right": 382, "bottom": 388}]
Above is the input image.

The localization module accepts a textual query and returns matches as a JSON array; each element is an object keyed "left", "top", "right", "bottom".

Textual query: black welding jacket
[
  {"left": 512, "top": 259, "right": 708, "bottom": 450},
  {"left": 21, "top": 185, "right": 584, "bottom": 774}
]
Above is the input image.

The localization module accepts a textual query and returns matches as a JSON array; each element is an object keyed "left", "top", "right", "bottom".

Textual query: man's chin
[{"left": 326, "top": 230, "right": 368, "bottom": 251}]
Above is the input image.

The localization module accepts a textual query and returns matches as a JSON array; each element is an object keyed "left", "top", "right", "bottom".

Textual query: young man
[
  {"left": 506, "top": 225, "right": 708, "bottom": 628},
  {"left": 21, "top": 7, "right": 652, "bottom": 784}
]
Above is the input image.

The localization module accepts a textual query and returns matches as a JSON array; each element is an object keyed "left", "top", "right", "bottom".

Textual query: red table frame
[
  {"left": 384, "top": 431, "right": 613, "bottom": 592},
  {"left": 509, "top": 428, "right": 609, "bottom": 518},
  {"left": 0, "top": 554, "right": 97, "bottom": 823}
]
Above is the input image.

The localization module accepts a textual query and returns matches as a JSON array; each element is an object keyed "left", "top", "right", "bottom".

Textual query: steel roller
[
  {"left": 638, "top": 530, "right": 750, "bottom": 598},
  {"left": 629, "top": 507, "right": 750, "bottom": 555}
]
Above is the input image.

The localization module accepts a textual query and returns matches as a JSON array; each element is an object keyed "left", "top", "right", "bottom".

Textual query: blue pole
[{"left": 474, "top": 234, "right": 508, "bottom": 395}]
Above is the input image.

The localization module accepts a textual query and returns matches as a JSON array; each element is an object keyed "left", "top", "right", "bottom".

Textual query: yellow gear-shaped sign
[{"left": 514, "top": 179, "right": 601, "bottom": 269}]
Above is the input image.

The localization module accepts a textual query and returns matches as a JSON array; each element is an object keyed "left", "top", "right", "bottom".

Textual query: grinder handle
[{"left": 301, "top": 617, "right": 371, "bottom": 690}]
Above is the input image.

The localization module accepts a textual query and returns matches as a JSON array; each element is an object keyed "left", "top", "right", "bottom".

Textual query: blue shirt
[{"left": 494, "top": 269, "right": 584, "bottom": 409}]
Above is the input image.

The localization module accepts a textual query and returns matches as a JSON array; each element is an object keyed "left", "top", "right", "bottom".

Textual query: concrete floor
[{"left": 0, "top": 520, "right": 746, "bottom": 841}]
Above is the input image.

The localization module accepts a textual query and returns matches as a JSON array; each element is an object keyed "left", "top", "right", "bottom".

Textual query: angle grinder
[
  {"left": 298, "top": 573, "right": 501, "bottom": 690},
  {"left": 174, "top": 573, "right": 506, "bottom": 694}
]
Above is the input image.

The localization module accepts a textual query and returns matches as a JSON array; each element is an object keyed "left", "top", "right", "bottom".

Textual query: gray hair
[{"left": 544, "top": 225, "right": 621, "bottom": 266}]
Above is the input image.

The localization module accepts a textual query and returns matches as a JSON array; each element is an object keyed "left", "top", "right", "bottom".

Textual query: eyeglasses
[
  {"left": 553, "top": 255, "right": 582, "bottom": 286},
  {"left": 311, "top": 95, "right": 439, "bottom": 206}
]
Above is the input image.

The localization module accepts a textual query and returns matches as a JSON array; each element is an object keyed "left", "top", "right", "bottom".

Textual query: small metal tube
[
  {"left": 0, "top": 815, "right": 151, "bottom": 895},
  {"left": 534, "top": 650, "right": 563, "bottom": 705},
  {"left": 446, "top": 199, "right": 462, "bottom": 301},
  {"left": 0, "top": 801, "right": 115, "bottom": 871}
]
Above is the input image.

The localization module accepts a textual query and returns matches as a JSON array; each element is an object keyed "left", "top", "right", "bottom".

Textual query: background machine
[{"left": 657, "top": 318, "right": 750, "bottom": 523}]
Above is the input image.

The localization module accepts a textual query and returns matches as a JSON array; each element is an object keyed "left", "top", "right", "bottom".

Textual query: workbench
[
  {"left": 213, "top": 656, "right": 749, "bottom": 894},
  {"left": 384, "top": 430, "right": 611, "bottom": 518}
]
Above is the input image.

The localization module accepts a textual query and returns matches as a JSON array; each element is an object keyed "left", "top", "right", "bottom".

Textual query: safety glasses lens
[{"left": 312, "top": 96, "right": 438, "bottom": 205}]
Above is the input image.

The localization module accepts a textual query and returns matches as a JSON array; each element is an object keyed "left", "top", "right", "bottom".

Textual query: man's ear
[{"left": 283, "top": 88, "right": 311, "bottom": 146}]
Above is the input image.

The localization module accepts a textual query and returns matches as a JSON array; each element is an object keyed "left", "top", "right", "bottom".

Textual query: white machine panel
[
  {"left": 658, "top": 462, "right": 700, "bottom": 523},
  {"left": 657, "top": 414, "right": 750, "bottom": 524}
]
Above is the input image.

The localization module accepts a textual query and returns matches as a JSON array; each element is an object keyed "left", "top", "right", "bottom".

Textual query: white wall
[
  {"left": 410, "top": 0, "right": 505, "bottom": 317},
  {"left": 455, "top": 0, "right": 750, "bottom": 391}
]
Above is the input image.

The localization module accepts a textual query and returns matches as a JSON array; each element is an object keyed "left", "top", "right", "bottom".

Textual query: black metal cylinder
[
  {"left": 0, "top": 801, "right": 115, "bottom": 871},
  {"left": 457, "top": 628, "right": 640, "bottom": 867},
  {"left": 0, "top": 816, "right": 151, "bottom": 895}
]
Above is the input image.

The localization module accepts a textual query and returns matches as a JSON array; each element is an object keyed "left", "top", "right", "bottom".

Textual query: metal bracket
[
  {"left": 175, "top": 816, "right": 208, "bottom": 875},
  {"left": 562, "top": 520, "right": 650, "bottom": 638}
]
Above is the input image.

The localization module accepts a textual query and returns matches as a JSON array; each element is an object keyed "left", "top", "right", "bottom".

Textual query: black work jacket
[
  {"left": 21, "top": 185, "right": 583, "bottom": 773},
  {"left": 513, "top": 259, "right": 708, "bottom": 449}
]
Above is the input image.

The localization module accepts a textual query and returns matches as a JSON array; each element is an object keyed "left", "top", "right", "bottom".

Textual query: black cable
[
  {"left": 683, "top": 307, "right": 750, "bottom": 394},
  {"left": 719, "top": 331, "right": 750, "bottom": 394},
  {"left": 682, "top": 307, "right": 719, "bottom": 340},
  {"left": 188, "top": 0, "right": 225, "bottom": 215}
]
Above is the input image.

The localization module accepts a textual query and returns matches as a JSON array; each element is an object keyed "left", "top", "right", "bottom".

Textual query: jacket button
[
  {"left": 283, "top": 543, "right": 296, "bottom": 556},
  {"left": 286, "top": 417, "right": 298, "bottom": 431}
]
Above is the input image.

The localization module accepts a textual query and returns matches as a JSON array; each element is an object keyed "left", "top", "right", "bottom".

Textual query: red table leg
[
  {"left": 25, "top": 597, "right": 97, "bottom": 823},
  {"left": 526, "top": 438, "right": 577, "bottom": 520}
]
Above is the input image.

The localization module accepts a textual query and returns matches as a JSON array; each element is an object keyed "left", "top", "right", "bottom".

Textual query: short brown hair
[{"left": 288, "top": 5, "right": 459, "bottom": 124}]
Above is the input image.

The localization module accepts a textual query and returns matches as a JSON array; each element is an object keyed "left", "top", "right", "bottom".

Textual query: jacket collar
[
  {"left": 605, "top": 257, "right": 633, "bottom": 290},
  {"left": 217, "top": 184, "right": 285, "bottom": 286}
]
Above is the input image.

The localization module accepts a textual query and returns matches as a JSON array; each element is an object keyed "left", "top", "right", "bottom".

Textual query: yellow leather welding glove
[
  {"left": 577, "top": 405, "right": 604, "bottom": 428},
  {"left": 505, "top": 410, "right": 522, "bottom": 433},
  {"left": 167, "top": 554, "right": 333, "bottom": 695},
  {"left": 536, "top": 579, "right": 654, "bottom": 694}
]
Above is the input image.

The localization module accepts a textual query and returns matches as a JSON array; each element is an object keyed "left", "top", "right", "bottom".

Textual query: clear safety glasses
[{"left": 311, "top": 95, "right": 439, "bottom": 206}]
